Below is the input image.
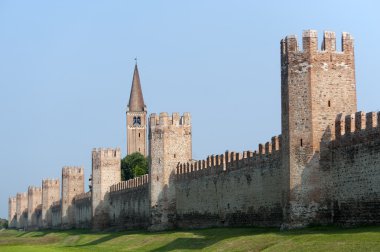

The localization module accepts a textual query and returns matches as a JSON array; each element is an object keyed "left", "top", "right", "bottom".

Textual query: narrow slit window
[
  {"left": 328, "top": 100, "right": 331, "bottom": 107},
  {"left": 300, "top": 139, "right": 303, "bottom": 147}
]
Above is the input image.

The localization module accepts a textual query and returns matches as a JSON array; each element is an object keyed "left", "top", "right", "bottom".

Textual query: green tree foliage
[
  {"left": 0, "top": 218, "right": 8, "bottom": 229},
  {"left": 121, "top": 152, "right": 148, "bottom": 180}
]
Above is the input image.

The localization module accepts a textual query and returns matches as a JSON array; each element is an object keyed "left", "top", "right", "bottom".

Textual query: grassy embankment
[{"left": 1, "top": 226, "right": 380, "bottom": 251}]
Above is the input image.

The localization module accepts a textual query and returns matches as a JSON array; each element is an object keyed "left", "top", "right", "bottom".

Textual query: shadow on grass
[
  {"left": 8, "top": 225, "right": 380, "bottom": 251},
  {"left": 150, "top": 225, "right": 380, "bottom": 251}
]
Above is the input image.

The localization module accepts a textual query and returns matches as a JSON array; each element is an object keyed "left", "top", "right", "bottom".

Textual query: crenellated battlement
[
  {"left": 28, "top": 186, "right": 42, "bottom": 193},
  {"left": 149, "top": 112, "right": 191, "bottom": 127},
  {"left": 281, "top": 30, "right": 354, "bottom": 56},
  {"left": 110, "top": 174, "right": 149, "bottom": 193},
  {"left": 92, "top": 147, "right": 121, "bottom": 159},
  {"left": 176, "top": 135, "right": 281, "bottom": 180},
  {"left": 42, "top": 178, "right": 60, "bottom": 187},
  {"left": 334, "top": 111, "right": 380, "bottom": 141},
  {"left": 17, "top": 192, "right": 27, "bottom": 198},
  {"left": 62, "top": 166, "right": 84, "bottom": 175},
  {"left": 74, "top": 191, "right": 91, "bottom": 202}
]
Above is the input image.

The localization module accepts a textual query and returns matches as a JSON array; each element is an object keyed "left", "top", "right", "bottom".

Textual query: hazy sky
[{"left": 1, "top": 0, "right": 380, "bottom": 218}]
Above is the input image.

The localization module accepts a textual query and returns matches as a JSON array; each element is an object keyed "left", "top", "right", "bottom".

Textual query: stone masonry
[
  {"left": 7, "top": 29, "right": 380, "bottom": 231},
  {"left": 41, "top": 179, "right": 60, "bottom": 228},
  {"left": 27, "top": 186, "right": 42, "bottom": 229},
  {"left": 61, "top": 166, "right": 84, "bottom": 229}
]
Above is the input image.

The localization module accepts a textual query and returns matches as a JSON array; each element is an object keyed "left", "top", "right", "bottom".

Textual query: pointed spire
[{"left": 128, "top": 63, "right": 146, "bottom": 112}]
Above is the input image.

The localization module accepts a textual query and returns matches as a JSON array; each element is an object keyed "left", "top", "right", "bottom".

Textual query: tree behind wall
[{"left": 121, "top": 152, "right": 148, "bottom": 180}]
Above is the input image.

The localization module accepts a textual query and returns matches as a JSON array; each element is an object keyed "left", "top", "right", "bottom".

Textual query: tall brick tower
[
  {"left": 8, "top": 197, "right": 16, "bottom": 228},
  {"left": 91, "top": 148, "right": 121, "bottom": 230},
  {"left": 41, "top": 179, "right": 60, "bottom": 228},
  {"left": 281, "top": 30, "right": 357, "bottom": 226},
  {"left": 61, "top": 166, "right": 84, "bottom": 229},
  {"left": 27, "top": 186, "right": 42, "bottom": 229},
  {"left": 126, "top": 64, "right": 147, "bottom": 156},
  {"left": 149, "top": 112, "right": 192, "bottom": 231}
]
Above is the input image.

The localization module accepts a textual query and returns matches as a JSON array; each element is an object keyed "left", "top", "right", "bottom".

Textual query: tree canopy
[{"left": 121, "top": 152, "right": 148, "bottom": 181}]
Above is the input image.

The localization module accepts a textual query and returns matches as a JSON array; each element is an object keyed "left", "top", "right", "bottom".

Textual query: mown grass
[{"left": 1, "top": 226, "right": 380, "bottom": 251}]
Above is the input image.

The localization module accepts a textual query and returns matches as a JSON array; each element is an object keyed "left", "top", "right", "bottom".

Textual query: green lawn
[{"left": 1, "top": 226, "right": 380, "bottom": 251}]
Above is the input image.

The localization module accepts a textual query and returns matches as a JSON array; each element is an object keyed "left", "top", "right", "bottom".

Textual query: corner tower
[
  {"left": 126, "top": 64, "right": 147, "bottom": 156},
  {"left": 281, "top": 30, "right": 357, "bottom": 226}
]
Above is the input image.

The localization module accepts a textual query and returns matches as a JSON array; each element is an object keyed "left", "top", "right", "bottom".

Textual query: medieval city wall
[
  {"left": 109, "top": 174, "right": 150, "bottom": 229},
  {"left": 51, "top": 201, "right": 62, "bottom": 228},
  {"left": 74, "top": 192, "right": 92, "bottom": 229},
  {"left": 175, "top": 136, "right": 283, "bottom": 228},
  {"left": 330, "top": 111, "right": 380, "bottom": 225}
]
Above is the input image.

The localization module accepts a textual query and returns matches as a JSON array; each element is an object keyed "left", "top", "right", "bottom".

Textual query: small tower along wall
[
  {"left": 149, "top": 112, "right": 192, "bottom": 231},
  {"left": 61, "top": 166, "right": 84, "bottom": 229},
  {"left": 41, "top": 179, "right": 60, "bottom": 228},
  {"left": 16, "top": 192, "right": 28, "bottom": 229},
  {"left": 91, "top": 148, "right": 121, "bottom": 230},
  {"left": 27, "top": 186, "right": 42, "bottom": 229},
  {"left": 8, "top": 197, "right": 17, "bottom": 228}
]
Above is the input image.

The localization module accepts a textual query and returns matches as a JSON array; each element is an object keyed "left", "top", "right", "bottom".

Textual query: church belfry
[{"left": 126, "top": 64, "right": 147, "bottom": 156}]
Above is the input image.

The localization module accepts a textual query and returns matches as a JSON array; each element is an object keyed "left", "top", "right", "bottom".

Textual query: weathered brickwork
[
  {"left": 7, "top": 29, "right": 380, "bottom": 231},
  {"left": 41, "top": 179, "right": 60, "bottom": 228},
  {"left": 27, "top": 186, "right": 42, "bottom": 229},
  {"left": 51, "top": 200, "right": 62, "bottom": 228},
  {"left": 149, "top": 112, "right": 192, "bottom": 231},
  {"left": 16, "top": 192, "right": 28, "bottom": 229},
  {"left": 330, "top": 112, "right": 380, "bottom": 225},
  {"left": 8, "top": 197, "right": 16, "bottom": 228},
  {"left": 91, "top": 148, "right": 121, "bottom": 229},
  {"left": 176, "top": 137, "right": 283, "bottom": 228},
  {"left": 281, "top": 30, "right": 357, "bottom": 227},
  {"left": 61, "top": 166, "right": 84, "bottom": 229},
  {"left": 109, "top": 174, "right": 150, "bottom": 229},
  {"left": 74, "top": 192, "right": 92, "bottom": 228}
]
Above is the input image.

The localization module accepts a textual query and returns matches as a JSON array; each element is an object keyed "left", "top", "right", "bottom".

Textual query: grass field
[{"left": 1, "top": 226, "right": 380, "bottom": 251}]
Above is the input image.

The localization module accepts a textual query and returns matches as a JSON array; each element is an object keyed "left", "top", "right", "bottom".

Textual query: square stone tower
[
  {"left": 126, "top": 64, "right": 147, "bottom": 156},
  {"left": 27, "top": 186, "right": 42, "bottom": 229},
  {"left": 61, "top": 166, "right": 84, "bottom": 229},
  {"left": 91, "top": 148, "right": 121, "bottom": 229},
  {"left": 16, "top": 192, "right": 28, "bottom": 229},
  {"left": 41, "top": 179, "right": 60, "bottom": 228},
  {"left": 281, "top": 30, "right": 357, "bottom": 226},
  {"left": 149, "top": 112, "right": 192, "bottom": 231},
  {"left": 8, "top": 197, "right": 16, "bottom": 228}
]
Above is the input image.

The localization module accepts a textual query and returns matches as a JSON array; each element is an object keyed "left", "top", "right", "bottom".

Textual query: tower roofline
[{"left": 128, "top": 64, "right": 146, "bottom": 112}]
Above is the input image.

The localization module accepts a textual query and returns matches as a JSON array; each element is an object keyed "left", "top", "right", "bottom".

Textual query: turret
[
  {"left": 61, "top": 166, "right": 84, "bottom": 229},
  {"left": 41, "top": 178, "right": 60, "bottom": 228},
  {"left": 91, "top": 148, "right": 121, "bottom": 230},
  {"left": 148, "top": 112, "right": 192, "bottom": 231},
  {"left": 281, "top": 30, "right": 357, "bottom": 226}
]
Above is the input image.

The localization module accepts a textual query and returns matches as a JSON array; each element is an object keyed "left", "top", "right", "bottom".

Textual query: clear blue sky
[{"left": 1, "top": 0, "right": 379, "bottom": 218}]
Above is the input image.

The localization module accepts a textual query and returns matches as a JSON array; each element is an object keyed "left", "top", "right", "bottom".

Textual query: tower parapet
[
  {"left": 91, "top": 148, "right": 121, "bottom": 230},
  {"left": 149, "top": 112, "right": 192, "bottom": 231},
  {"left": 41, "top": 178, "right": 60, "bottom": 228},
  {"left": 61, "top": 166, "right": 84, "bottom": 229}
]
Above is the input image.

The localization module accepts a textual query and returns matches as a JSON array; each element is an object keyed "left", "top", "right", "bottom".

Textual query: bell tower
[{"left": 126, "top": 64, "right": 147, "bottom": 156}]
